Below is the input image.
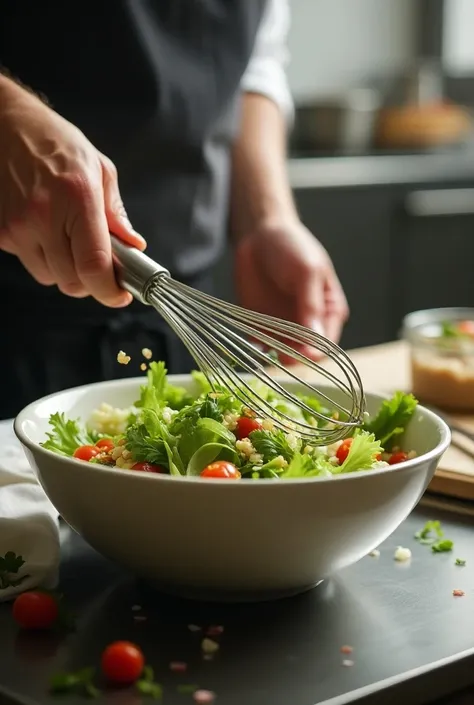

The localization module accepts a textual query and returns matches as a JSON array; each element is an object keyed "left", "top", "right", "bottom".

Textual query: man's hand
[
  {"left": 234, "top": 219, "right": 349, "bottom": 360},
  {"left": 0, "top": 76, "right": 145, "bottom": 306}
]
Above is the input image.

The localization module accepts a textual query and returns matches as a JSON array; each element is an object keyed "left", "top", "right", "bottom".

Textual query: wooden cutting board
[{"left": 291, "top": 341, "right": 474, "bottom": 501}]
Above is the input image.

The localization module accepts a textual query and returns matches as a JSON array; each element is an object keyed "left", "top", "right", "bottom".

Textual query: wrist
[{"left": 231, "top": 192, "right": 299, "bottom": 240}]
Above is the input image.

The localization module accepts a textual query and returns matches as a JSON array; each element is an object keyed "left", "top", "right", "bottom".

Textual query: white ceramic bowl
[{"left": 15, "top": 376, "right": 450, "bottom": 602}]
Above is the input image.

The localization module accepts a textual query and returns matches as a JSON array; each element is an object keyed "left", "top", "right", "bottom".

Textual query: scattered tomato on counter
[
  {"left": 201, "top": 461, "right": 241, "bottom": 479},
  {"left": 235, "top": 416, "right": 262, "bottom": 440},
  {"left": 101, "top": 641, "right": 145, "bottom": 684},
  {"left": 13, "top": 591, "right": 59, "bottom": 630}
]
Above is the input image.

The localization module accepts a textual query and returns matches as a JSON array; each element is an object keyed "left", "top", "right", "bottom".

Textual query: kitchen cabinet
[
  {"left": 389, "top": 183, "right": 474, "bottom": 328},
  {"left": 293, "top": 186, "right": 394, "bottom": 349}
]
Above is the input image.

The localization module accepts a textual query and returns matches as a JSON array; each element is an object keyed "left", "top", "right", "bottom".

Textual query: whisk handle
[{"left": 110, "top": 234, "right": 170, "bottom": 305}]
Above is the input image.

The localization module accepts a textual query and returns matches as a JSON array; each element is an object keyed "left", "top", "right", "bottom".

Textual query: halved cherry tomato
[
  {"left": 388, "top": 451, "right": 409, "bottom": 465},
  {"left": 131, "top": 462, "right": 165, "bottom": 473},
  {"left": 73, "top": 445, "right": 99, "bottom": 461},
  {"left": 101, "top": 641, "right": 144, "bottom": 684},
  {"left": 458, "top": 320, "right": 474, "bottom": 336},
  {"left": 201, "top": 461, "right": 241, "bottom": 479},
  {"left": 235, "top": 416, "right": 262, "bottom": 440},
  {"left": 96, "top": 438, "right": 114, "bottom": 452},
  {"left": 12, "top": 591, "right": 59, "bottom": 630},
  {"left": 336, "top": 438, "right": 353, "bottom": 464}
]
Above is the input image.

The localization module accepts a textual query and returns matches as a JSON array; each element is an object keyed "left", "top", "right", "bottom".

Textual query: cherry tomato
[
  {"left": 388, "top": 451, "right": 409, "bottom": 465},
  {"left": 131, "top": 462, "right": 165, "bottom": 473},
  {"left": 336, "top": 438, "right": 353, "bottom": 464},
  {"left": 235, "top": 416, "right": 262, "bottom": 440},
  {"left": 12, "top": 591, "right": 59, "bottom": 630},
  {"left": 458, "top": 320, "right": 474, "bottom": 337},
  {"left": 96, "top": 438, "right": 114, "bottom": 452},
  {"left": 101, "top": 641, "right": 145, "bottom": 684},
  {"left": 201, "top": 461, "right": 241, "bottom": 479},
  {"left": 73, "top": 445, "right": 99, "bottom": 461}
]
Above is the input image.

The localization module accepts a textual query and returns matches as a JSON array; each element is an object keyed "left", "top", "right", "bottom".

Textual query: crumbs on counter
[
  {"left": 201, "top": 638, "right": 219, "bottom": 655},
  {"left": 368, "top": 549, "right": 380, "bottom": 558},
  {"left": 340, "top": 645, "right": 353, "bottom": 655},
  {"left": 193, "top": 690, "right": 216, "bottom": 704},
  {"left": 170, "top": 662, "right": 187, "bottom": 673},
  {"left": 206, "top": 625, "right": 224, "bottom": 637},
  {"left": 117, "top": 350, "right": 131, "bottom": 365},
  {"left": 453, "top": 589, "right": 465, "bottom": 597},
  {"left": 394, "top": 546, "right": 412, "bottom": 562}
]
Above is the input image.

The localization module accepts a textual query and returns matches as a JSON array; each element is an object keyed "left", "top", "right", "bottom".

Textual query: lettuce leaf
[
  {"left": 362, "top": 391, "right": 418, "bottom": 450},
  {"left": 338, "top": 431, "right": 382, "bottom": 473},
  {"left": 41, "top": 413, "right": 99, "bottom": 456}
]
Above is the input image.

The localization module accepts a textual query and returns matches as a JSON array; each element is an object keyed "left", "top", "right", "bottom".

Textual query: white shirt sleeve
[{"left": 240, "top": 0, "right": 294, "bottom": 124}]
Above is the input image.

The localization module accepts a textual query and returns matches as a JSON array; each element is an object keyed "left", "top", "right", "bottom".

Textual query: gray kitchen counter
[
  {"left": 1, "top": 496, "right": 474, "bottom": 705},
  {"left": 288, "top": 150, "right": 474, "bottom": 189}
]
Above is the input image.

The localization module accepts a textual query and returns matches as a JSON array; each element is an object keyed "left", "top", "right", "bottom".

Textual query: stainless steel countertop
[{"left": 288, "top": 151, "right": 474, "bottom": 189}]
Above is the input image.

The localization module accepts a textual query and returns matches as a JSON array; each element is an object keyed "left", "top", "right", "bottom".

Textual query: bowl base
[{"left": 138, "top": 578, "right": 324, "bottom": 604}]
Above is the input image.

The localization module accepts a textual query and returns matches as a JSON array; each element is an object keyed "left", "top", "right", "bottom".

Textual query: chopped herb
[
  {"left": 431, "top": 539, "right": 453, "bottom": 553},
  {"left": 0, "top": 552, "right": 29, "bottom": 590},
  {"left": 414, "top": 520, "right": 444, "bottom": 542},
  {"left": 455, "top": 558, "right": 466, "bottom": 566},
  {"left": 50, "top": 668, "right": 99, "bottom": 698},
  {"left": 136, "top": 666, "right": 163, "bottom": 700},
  {"left": 177, "top": 684, "right": 200, "bottom": 694},
  {"left": 249, "top": 429, "right": 297, "bottom": 463}
]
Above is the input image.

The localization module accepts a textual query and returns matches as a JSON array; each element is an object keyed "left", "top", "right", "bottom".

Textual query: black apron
[{"left": 0, "top": 0, "right": 267, "bottom": 419}]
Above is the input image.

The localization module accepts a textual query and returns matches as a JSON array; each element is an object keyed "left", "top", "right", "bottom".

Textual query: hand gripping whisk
[{"left": 111, "top": 236, "right": 366, "bottom": 444}]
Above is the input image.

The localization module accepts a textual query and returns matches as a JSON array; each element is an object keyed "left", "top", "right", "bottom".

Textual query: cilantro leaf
[
  {"left": 0, "top": 552, "right": 29, "bottom": 590},
  {"left": 41, "top": 413, "right": 99, "bottom": 457},
  {"left": 363, "top": 391, "right": 418, "bottom": 450}
]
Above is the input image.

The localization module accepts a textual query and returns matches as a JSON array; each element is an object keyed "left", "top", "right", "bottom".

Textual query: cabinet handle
[{"left": 405, "top": 188, "right": 474, "bottom": 217}]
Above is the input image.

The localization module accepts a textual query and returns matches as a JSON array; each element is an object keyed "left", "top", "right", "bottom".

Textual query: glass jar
[{"left": 401, "top": 307, "right": 474, "bottom": 412}]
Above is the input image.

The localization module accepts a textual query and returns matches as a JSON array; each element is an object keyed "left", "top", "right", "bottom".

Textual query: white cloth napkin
[{"left": 0, "top": 420, "right": 60, "bottom": 602}]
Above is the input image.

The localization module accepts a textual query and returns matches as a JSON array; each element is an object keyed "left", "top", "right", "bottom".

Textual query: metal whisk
[{"left": 111, "top": 236, "right": 365, "bottom": 443}]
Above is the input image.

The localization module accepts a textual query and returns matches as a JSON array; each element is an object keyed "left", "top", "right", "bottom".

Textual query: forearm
[{"left": 229, "top": 92, "right": 298, "bottom": 238}]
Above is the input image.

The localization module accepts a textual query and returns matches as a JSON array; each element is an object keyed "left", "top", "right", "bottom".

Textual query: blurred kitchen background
[{"left": 216, "top": 0, "right": 474, "bottom": 350}]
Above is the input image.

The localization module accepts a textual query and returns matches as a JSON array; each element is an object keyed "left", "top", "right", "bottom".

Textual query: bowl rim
[{"left": 14, "top": 375, "right": 451, "bottom": 488}]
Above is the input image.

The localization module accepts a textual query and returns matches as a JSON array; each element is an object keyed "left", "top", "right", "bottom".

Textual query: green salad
[{"left": 41, "top": 362, "right": 419, "bottom": 480}]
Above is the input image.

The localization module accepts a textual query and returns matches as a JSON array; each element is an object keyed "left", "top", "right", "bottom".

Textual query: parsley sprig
[
  {"left": 50, "top": 668, "right": 99, "bottom": 698},
  {"left": 414, "top": 520, "right": 454, "bottom": 553},
  {"left": 136, "top": 666, "right": 163, "bottom": 700}
]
